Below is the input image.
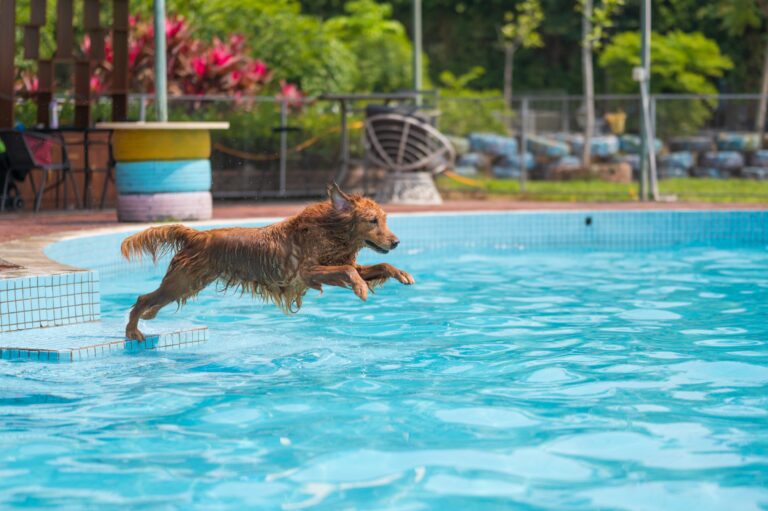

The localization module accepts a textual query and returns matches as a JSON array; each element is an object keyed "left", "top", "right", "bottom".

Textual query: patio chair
[
  {"left": 364, "top": 110, "right": 455, "bottom": 204},
  {"left": 0, "top": 130, "right": 81, "bottom": 212}
]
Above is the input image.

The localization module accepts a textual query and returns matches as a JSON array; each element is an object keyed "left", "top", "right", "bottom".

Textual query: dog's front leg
[
  {"left": 302, "top": 265, "right": 369, "bottom": 301},
  {"left": 356, "top": 263, "right": 415, "bottom": 286}
]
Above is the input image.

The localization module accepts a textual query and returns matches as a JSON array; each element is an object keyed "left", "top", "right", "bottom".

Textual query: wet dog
[{"left": 121, "top": 184, "right": 415, "bottom": 340}]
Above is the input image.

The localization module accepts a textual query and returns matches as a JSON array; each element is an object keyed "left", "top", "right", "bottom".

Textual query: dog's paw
[
  {"left": 352, "top": 279, "right": 369, "bottom": 301},
  {"left": 125, "top": 328, "right": 146, "bottom": 342},
  {"left": 394, "top": 270, "right": 415, "bottom": 285}
]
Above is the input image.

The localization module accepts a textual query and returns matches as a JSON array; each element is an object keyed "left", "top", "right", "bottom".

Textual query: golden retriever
[{"left": 121, "top": 184, "right": 415, "bottom": 340}]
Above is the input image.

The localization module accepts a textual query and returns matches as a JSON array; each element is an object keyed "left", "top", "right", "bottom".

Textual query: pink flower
[
  {"left": 210, "top": 39, "right": 232, "bottom": 67},
  {"left": 229, "top": 34, "right": 246, "bottom": 50},
  {"left": 165, "top": 16, "right": 185, "bottom": 39},
  {"left": 277, "top": 80, "right": 303, "bottom": 107},
  {"left": 230, "top": 70, "right": 242, "bottom": 82},
  {"left": 128, "top": 42, "right": 142, "bottom": 66},
  {"left": 104, "top": 39, "right": 113, "bottom": 63},
  {"left": 90, "top": 76, "right": 101, "bottom": 93},
  {"left": 129, "top": 14, "right": 138, "bottom": 27},
  {"left": 83, "top": 34, "right": 91, "bottom": 52},
  {"left": 250, "top": 60, "right": 268, "bottom": 80},
  {"left": 192, "top": 57, "right": 206, "bottom": 78},
  {"left": 280, "top": 81, "right": 300, "bottom": 97}
]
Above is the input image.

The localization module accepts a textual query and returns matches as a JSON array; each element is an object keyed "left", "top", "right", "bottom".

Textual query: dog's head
[{"left": 328, "top": 183, "right": 400, "bottom": 253}]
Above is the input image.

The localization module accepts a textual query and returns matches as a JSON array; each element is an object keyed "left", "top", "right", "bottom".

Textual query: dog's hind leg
[{"left": 125, "top": 266, "right": 214, "bottom": 341}]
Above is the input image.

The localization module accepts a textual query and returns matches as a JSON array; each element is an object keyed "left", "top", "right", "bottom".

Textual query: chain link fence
[
  {"left": 12, "top": 91, "right": 768, "bottom": 204},
  {"left": 436, "top": 93, "right": 768, "bottom": 202}
]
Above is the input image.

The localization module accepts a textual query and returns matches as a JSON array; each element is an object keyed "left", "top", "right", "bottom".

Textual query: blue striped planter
[{"left": 116, "top": 159, "right": 212, "bottom": 194}]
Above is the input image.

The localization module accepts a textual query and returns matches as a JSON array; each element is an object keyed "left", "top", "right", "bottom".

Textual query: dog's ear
[{"left": 328, "top": 182, "right": 352, "bottom": 211}]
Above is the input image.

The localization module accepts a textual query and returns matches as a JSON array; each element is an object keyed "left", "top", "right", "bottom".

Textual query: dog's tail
[{"left": 121, "top": 224, "right": 199, "bottom": 262}]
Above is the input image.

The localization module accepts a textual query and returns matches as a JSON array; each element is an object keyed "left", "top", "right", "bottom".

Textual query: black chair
[
  {"left": 0, "top": 130, "right": 82, "bottom": 212},
  {"left": 0, "top": 150, "right": 25, "bottom": 211}
]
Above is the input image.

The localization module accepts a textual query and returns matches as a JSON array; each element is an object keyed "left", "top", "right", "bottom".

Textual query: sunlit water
[{"left": 2, "top": 234, "right": 768, "bottom": 509}]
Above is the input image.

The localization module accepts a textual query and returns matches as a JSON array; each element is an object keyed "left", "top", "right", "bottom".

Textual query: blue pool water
[{"left": 2, "top": 212, "right": 768, "bottom": 510}]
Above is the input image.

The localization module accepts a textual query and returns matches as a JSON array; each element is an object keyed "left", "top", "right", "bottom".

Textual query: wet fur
[{"left": 122, "top": 185, "right": 414, "bottom": 340}]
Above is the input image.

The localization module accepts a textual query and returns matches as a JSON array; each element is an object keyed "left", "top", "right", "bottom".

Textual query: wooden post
[
  {"left": 84, "top": 0, "right": 100, "bottom": 29},
  {"left": 30, "top": 0, "right": 47, "bottom": 25},
  {"left": 36, "top": 59, "right": 54, "bottom": 126},
  {"left": 85, "top": 0, "right": 104, "bottom": 61},
  {"left": 55, "top": 0, "right": 74, "bottom": 60},
  {"left": 75, "top": 60, "right": 92, "bottom": 127},
  {"left": 112, "top": 0, "right": 129, "bottom": 121},
  {"left": 23, "top": 26, "right": 40, "bottom": 60},
  {"left": 88, "top": 28, "right": 106, "bottom": 61},
  {"left": 0, "top": 0, "right": 15, "bottom": 128}
]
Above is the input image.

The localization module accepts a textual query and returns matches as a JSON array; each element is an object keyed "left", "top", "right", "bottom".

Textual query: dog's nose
[{"left": 390, "top": 239, "right": 400, "bottom": 249}]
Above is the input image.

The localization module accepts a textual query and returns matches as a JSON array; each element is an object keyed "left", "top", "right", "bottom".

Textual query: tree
[
  {"left": 324, "top": 0, "right": 413, "bottom": 92},
  {"left": 599, "top": 31, "right": 733, "bottom": 137},
  {"left": 577, "top": 0, "right": 624, "bottom": 168},
  {"left": 498, "top": 0, "right": 544, "bottom": 110},
  {"left": 437, "top": 66, "right": 508, "bottom": 136},
  {"left": 700, "top": 0, "right": 768, "bottom": 147}
]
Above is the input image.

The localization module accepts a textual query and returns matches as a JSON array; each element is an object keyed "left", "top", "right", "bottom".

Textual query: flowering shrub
[
  {"left": 15, "top": 14, "right": 302, "bottom": 105},
  {"left": 93, "top": 15, "right": 277, "bottom": 97},
  {"left": 276, "top": 80, "right": 304, "bottom": 110}
]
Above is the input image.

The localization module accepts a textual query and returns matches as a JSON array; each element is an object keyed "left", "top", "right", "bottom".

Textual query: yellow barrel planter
[{"left": 96, "top": 122, "right": 229, "bottom": 222}]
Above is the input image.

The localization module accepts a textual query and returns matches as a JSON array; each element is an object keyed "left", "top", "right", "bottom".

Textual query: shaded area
[{"left": 0, "top": 257, "right": 21, "bottom": 270}]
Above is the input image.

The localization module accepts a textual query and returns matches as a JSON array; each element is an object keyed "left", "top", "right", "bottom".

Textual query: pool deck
[{"left": 1, "top": 199, "right": 766, "bottom": 244}]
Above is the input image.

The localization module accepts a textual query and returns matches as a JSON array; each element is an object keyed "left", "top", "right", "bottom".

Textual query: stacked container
[{"left": 98, "top": 123, "right": 228, "bottom": 222}]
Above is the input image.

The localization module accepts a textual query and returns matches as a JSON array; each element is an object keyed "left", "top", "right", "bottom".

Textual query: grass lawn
[{"left": 436, "top": 176, "right": 768, "bottom": 203}]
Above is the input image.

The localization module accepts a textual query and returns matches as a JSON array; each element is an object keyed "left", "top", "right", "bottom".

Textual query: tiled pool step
[
  {"left": 0, "top": 319, "right": 208, "bottom": 362},
  {"left": 0, "top": 271, "right": 100, "bottom": 332},
  {"left": 1, "top": 233, "right": 102, "bottom": 333}
]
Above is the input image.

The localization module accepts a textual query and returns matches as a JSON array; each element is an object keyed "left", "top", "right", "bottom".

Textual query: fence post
[
  {"left": 520, "top": 97, "right": 529, "bottom": 193},
  {"left": 337, "top": 99, "right": 350, "bottom": 186},
  {"left": 279, "top": 99, "right": 288, "bottom": 197},
  {"left": 638, "top": 95, "right": 648, "bottom": 201},
  {"left": 561, "top": 97, "right": 568, "bottom": 133},
  {"left": 152, "top": 0, "right": 168, "bottom": 122}
]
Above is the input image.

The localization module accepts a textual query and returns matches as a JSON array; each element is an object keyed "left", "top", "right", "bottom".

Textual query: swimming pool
[{"left": 2, "top": 211, "right": 768, "bottom": 510}]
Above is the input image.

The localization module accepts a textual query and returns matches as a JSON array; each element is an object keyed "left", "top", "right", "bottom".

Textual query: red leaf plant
[
  {"left": 14, "top": 15, "right": 301, "bottom": 112},
  {"left": 95, "top": 15, "right": 274, "bottom": 99}
]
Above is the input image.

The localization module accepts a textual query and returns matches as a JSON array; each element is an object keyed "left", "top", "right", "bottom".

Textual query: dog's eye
[{"left": 369, "top": 218, "right": 378, "bottom": 225}]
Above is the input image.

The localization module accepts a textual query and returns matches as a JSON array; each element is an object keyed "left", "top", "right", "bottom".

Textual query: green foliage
[
  {"left": 129, "top": 0, "right": 412, "bottom": 95},
  {"left": 577, "top": 0, "right": 625, "bottom": 50},
  {"left": 499, "top": 0, "right": 544, "bottom": 51},
  {"left": 697, "top": 0, "right": 765, "bottom": 37},
  {"left": 436, "top": 68, "right": 508, "bottom": 136},
  {"left": 324, "top": 0, "right": 413, "bottom": 92},
  {"left": 599, "top": 31, "right": 733, "bottom": 135},
  {"left": 172, "top": 0, "right": 359, "bottom": 94},
  {"left": 438, "top": 67, "right": 486, "bottom": 91},
  {"left": 600, "top": 31, "right": 732, "bottom": 93}
]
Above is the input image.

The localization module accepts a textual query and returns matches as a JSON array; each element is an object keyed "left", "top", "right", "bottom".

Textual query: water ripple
[{"left": 1, "top": 245, "right": 767, "bottom": 509}]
